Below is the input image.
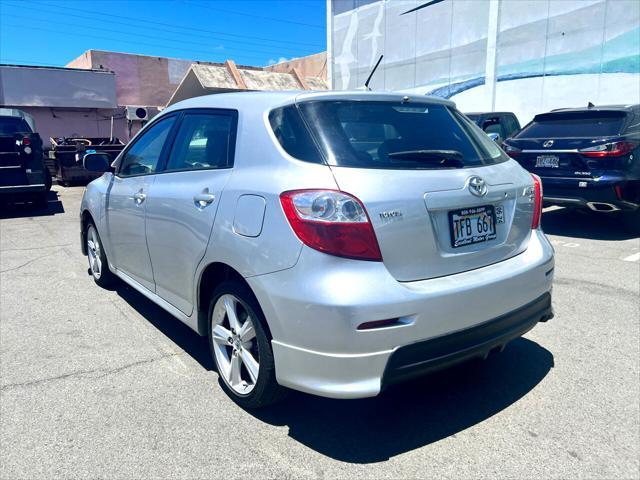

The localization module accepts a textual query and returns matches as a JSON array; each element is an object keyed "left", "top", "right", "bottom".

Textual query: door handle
[
  {"left": 193, "top": 191, "right": 215, "bottom": 208},
  {"left": 133, "top": 191, "right": 146, "bottom": 204}
]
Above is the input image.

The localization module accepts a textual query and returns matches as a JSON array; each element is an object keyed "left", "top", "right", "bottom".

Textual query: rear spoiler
[{"left": 533, "top": 110, "right": 626, "bottom": 122}]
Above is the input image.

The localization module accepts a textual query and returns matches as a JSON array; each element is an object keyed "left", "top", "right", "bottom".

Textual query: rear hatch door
[
  {"left": 331, "top": 162, "right": 535, "bottom": 281},
  {"left": 295, "top": 96, "right": 536, "bottom": 282}
]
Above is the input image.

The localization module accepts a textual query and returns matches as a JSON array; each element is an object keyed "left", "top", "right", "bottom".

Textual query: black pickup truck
[
  {"left": 0, "top": 112, "right": 51, "bottom": 208},
  {"left": 465, "top": 111, "right": 521, "bottom": 144}
]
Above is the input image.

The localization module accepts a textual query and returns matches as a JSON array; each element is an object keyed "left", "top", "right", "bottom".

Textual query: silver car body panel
[
  {"left": 330, "top": 160, "right": 534, "bottom": 282},
  {"left": 105, "top": 174, "right": 156, "bottom": 291},
  {"left": 248, "top": 229, "right": 553, "bottom": 398},
  {"left": 80, "top": 91, "right": 554, "bottom": 399},
  {"left": 145, "top": 169, "right": 231, "bottom": 315}
]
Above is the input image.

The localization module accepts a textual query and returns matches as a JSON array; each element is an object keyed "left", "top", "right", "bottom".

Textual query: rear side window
[
  {"left": 517, "top": 112, "right": 626, "bottom": 138},
  {"left": 268, "top": 106, "right": 323, "bottom": 164},
  {"left": 0, "top": 117, "right": 32, "bottom": 135},
  {"left": 291, "top": 101, "right": 503, "bottom": 169},
  {"left": 165, "top": 113, "right": 234, "bottom": 171}
]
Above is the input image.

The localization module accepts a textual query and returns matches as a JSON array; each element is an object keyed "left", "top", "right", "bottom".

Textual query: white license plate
[
  {"left": 449, "top": 205, "right": 497, "bottom": 248},
  {"left": 536, "top": 155, "right": 559, "bottom": 168}
]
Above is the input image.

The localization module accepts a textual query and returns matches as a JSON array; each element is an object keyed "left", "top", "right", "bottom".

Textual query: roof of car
[
  {"left": 162, "top": 90, "right": 455, "bottom": 115},
  {"left": 547, "top": 104, "right": 639, "bottom": 114},
  {"left": 465, "top": 111, "right": 515, "bottom": 116}
]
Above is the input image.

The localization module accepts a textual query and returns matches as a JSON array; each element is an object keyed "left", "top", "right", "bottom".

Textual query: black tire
[
  {"left": 86, "top": 221, "right": 117, "bottom": 288},
  {"left": 207, "top": 281, "right": 286, "bottom": 409},
  {"left": 44, "top": 172, "right": 52, "bottom": 192}
]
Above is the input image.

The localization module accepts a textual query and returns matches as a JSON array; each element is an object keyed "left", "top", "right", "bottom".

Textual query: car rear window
[
  {"left": 270, "top": 101, "right": 504, "bottom": 169},
  {"left": 0, "top": 117, "right": 32, "bottom": 135},
  {"left": 517, "top": 111, "right": 626, "bottom": 138}
]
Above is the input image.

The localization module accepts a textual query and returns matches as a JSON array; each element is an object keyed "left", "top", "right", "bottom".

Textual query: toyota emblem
[{"left": 468, "top": 176, "right": 488, "bottom": 197}]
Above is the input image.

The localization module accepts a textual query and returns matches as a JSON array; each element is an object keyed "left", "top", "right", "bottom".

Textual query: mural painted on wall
[{"left": 330, "top": 0, "right": 640, "bottom": 124}]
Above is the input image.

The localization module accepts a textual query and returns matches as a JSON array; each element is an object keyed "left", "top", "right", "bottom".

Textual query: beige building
[
  {"left": 167, "top": 60, "right": 327, "bottom": 106},
  {"left": 67, "top": 50, "right": 328, "bottom": 109},
  {"left": 264, "top": 52, "right": 327, "bottom": 79}
]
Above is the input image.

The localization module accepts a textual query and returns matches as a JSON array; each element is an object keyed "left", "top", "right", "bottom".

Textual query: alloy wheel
[
  {"left": 86, "top": 225, "right": 102, "bottom": 280},
  {"left": 211, "top": 294, "right": 260, "bottom": 395}
]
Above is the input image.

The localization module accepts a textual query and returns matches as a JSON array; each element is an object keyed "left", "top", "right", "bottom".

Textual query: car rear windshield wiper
[{"left": 387, "top": 149, "right": 464, "bottom": 168}]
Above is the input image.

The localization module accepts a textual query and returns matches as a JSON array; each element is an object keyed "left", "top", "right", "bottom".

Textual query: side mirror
[
  {"left": 83, "top": 153, "right": 111, "bottom": 173},
  {"left": 487, "top": 132, "right": 501, "bottom": 144}
]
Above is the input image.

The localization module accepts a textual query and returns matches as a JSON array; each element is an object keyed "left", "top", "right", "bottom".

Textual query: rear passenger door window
[{"left": 165, "top": 113, "right": 234, "bottom": 172}]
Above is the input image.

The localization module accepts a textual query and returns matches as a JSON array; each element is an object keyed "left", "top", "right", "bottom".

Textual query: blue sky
[{"left": 0, "top": 0, "right": 327, "bottom": 68}]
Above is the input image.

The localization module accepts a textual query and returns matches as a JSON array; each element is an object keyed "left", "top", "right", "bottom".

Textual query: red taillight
[
  {"left": 579, "top": 141, "right": 637, "bottom": 158},
  {"left": 280, "top": 189, "right": 382, "bottom": 261},
  {"left": 531, "top": 173, "right": 543, "bottom": 229},
  {"left": 21, "top": 136, "right": 31, "bottom": 146},
  {"left": 614, "top": 184, "right": 623, "bottom": 200},
  {"left": 502, "top": 143, "right": 521, "bottom": 158}
]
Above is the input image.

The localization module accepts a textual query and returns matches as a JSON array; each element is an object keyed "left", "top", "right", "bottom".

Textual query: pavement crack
[
  {"left": 0, "top": 243, "right": 73, "bottom": 253},
  {"left": 0, "top": 352, "right": 184, "bottom": 391},
  {"left": 0, "top": 253, "right": 52, "bottom": 274},
  {"left": 554, "top": 276, "right": 639, "bottom": 298}
]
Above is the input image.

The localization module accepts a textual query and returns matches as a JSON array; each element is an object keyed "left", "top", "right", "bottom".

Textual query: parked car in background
[
  {"left": 503, "top": 105, "right": 640, "bottom": 219},
  {"left": 81, "top": 92, "right": 554, "bottom": 409},
  {"left": 465, "top": 111, "right": 521, "bottom": 144},
  {"left": 0, "top": 109, "right": 51, "bottom": 208},
  {"left": 48, "top": 136, "right": 125, "bottom": 186}
]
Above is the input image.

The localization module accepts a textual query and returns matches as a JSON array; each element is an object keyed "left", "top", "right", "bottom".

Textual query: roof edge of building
[{"left": 0, "top": 63, "right": 114, "bottom": 74}]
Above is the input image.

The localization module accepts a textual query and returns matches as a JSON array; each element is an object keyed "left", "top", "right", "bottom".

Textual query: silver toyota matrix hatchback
[{"left": 81, "top": 92, "right": 554, "bottom": 409}]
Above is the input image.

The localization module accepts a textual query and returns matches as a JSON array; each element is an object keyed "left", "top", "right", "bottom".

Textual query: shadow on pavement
[
  {"left": 115, "top": 282, "right": 553, "bottom": 463},
  {"left": 115, "top": 283, "right": 214, "bottom": 370},
  {"left": 541, "top": 207, "right": 639, "bottom": 240},
  {"left": 0, "top": 190, "right": 64, "bottom": 219},
  {"left": 251, "top": 338, "right": 553, "bottom": 463}
]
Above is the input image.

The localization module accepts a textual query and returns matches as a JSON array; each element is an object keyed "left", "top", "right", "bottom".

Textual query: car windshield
[
  {"left": 0, "top": 117, "right": 32, "bottom": 135},
  {"left": 517, "top": 111, "right": 626, "bottom": 138},
  {"left": 270, "top": 100, "right": 504, "bottom": 169}
]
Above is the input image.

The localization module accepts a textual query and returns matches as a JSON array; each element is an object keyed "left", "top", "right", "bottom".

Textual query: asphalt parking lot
[{"left": 1, "top": 186, "right": 638, "bottom": 479}]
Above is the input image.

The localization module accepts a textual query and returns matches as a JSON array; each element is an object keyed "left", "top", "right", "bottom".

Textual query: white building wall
[{"left": 329, "top": 0, "right": 640, "bottom": 125}]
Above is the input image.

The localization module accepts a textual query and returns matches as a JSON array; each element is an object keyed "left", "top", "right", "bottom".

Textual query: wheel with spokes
[
  {"left": 86, "top": 222, "right": 116, "bottom": 288},
  {"left": 208, "top": 281, "right": 285, "bottom": 409}
]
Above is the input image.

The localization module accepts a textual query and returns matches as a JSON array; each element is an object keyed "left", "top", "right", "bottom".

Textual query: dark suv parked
[{"left": 503, "top": 105, "right": 640, "bottom": 215}]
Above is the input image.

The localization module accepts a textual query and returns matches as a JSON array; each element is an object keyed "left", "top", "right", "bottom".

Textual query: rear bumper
[
  {"left": 0, "top": 168, "right": 48, "bottom": 195},
  {"left": 248, "top": 229, "right": 554, "bottom": 399},
  {"left": 542, "top": 175, "right": 640, "bottom": 211},
  {"left": 382, "top": 292, "right": 552, "bottom": 388}
]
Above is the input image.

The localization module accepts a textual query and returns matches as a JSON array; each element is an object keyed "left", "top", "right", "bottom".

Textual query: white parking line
[
  {"left": 550, "top": 240, "right": 581, "bottom": 248},
  {"left": 622, "top": 252, "right": 640, "bottom": 262}
]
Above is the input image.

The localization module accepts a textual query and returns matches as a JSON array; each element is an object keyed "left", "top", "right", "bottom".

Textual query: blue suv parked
[{"left": 503, "top": 105, "right": 640, "bottom": 220}]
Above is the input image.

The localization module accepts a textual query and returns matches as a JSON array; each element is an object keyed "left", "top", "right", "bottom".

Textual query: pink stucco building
[{"left": 0, "top": 50, "right": 327, "bottom": 146}]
